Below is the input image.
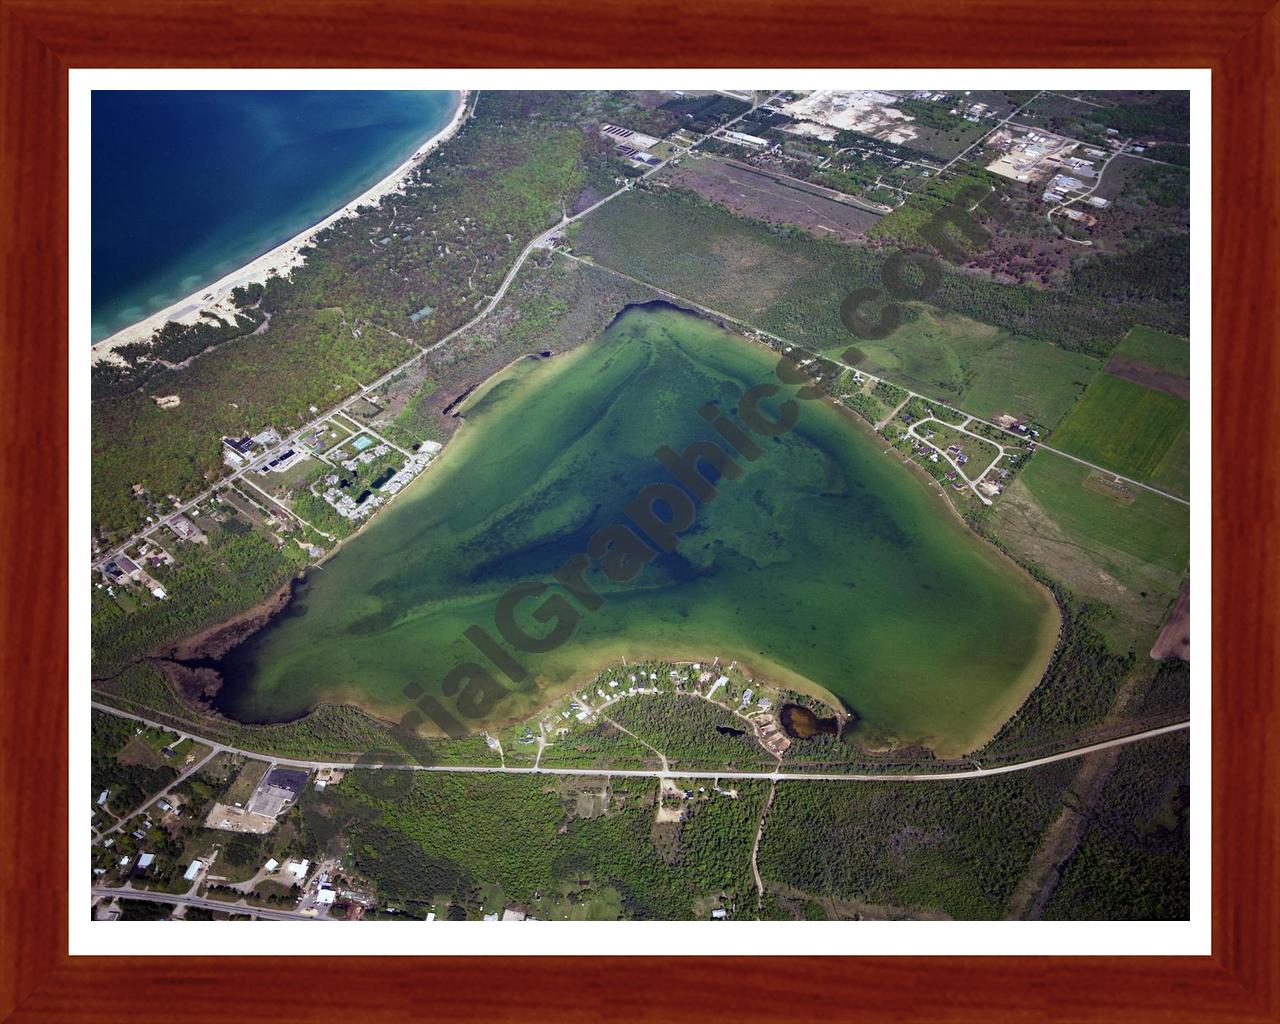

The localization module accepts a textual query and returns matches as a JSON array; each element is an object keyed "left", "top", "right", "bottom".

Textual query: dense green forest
[
  {"left": 604, "top": 693, "right": 773, "bottom": 770},
  {"left": 1044, "top": 733, "right": 1190, "bottom": 919},
  {"left": 304, "top": 771, "right": 768, "bottom": 919},
  {"left": 757, "top": 762, "right": 1076, "bottom": 919}
]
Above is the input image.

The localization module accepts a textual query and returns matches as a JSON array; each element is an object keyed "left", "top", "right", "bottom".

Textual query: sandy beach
[{"left": 91, "top": 90, "right": 469, "bottom": 365}]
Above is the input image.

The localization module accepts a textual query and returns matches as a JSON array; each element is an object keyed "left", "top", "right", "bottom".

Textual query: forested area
[
  {"left": 305, "top": 771, "right": 768, "bottom": 919},
  {"left": 605, "top": 693, "right": 772, "bottom": 769},
  {"left": 1137, "top": 657, "right": 1191, "bottom": 719},
  {"left": 92, "top": 283, "right": 268, "bottom": 398},
  {"left": 1045, "top": 733, "right": 1190, "bottom": 919},
  {"left": 91, "top": 527, "right": 305, "bottom": 676},
  {"left": 92, "top": 91, "right": 632, "bottom": 540},
  {"left": 757, "top": 762, "right": 1075, "bottom": 919}
]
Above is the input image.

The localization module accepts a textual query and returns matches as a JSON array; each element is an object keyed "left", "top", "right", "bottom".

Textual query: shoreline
[
  {"left": 161, "top": 304, "right": 1061, "bottom": 755},
  {"left": 91, "top": 89, "right": 469, "bottom": 364}
]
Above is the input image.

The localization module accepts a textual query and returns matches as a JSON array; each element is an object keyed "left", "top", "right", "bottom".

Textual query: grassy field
[
  {"left": 824, "top": 308, "right": 1101, "bottom": 429},
  {"left": 987, "top": 451, "right": 1189, "bottom": 652},
  {"left": 1112, "top": 325, "right": 1191, "bottom": 376},
  {"left": 1050, "top": 373, "right": 1189, "bottom": 483},
  {"left": 569, "top": 189, "right": 1169, "bottom": 440},
  {"left": 1148, "top": 430, "right": 1192, "bottom": 499}
]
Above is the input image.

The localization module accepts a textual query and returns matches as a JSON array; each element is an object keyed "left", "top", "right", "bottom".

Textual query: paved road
[
  {"left": 90, "top": 699, "right": 1187, "bottom": 784},
  {"left": 937, "top": 90, "right": 1045, "bottom": 175},
  {"left": 1046, "top": 136, "right": 1132, "bottom": 232},
  {"left": 559, "top": 251, "right": 1190, "bottom": 507},
  {"left": 92, "top": 886, "right": 322, "bottom": 922},
  {"left": 93, "top": 94, "right": 782, "bottom": 574},
  {"left": 95, "top": 747, "right": 218, "bottom": 844}
]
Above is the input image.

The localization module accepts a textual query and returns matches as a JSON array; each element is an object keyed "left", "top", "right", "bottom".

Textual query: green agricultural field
[
  {"left": 1148, "top": 430, "right": 1192, "bottom": 499},
  {"left": 825, "top": 308, "right": 1101, "bottom": 429},
  {"left": 1050, "top": 373, "right": 1189, "bottom": 484},
  {"left": 987, "top": 451, "right": 1189, "bottom": 652},
  {"left": 1112, "top": 325, "right": 1191, "bottom": 377}
]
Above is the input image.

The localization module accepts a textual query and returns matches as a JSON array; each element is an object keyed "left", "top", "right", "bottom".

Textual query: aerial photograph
[{"left": 87, "top": 86, "right": 1192, "bottom": 925}]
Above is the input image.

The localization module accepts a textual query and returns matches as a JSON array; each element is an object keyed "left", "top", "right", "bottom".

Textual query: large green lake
[{"left": 217, "top": 304, "right": 1059, "bottom": 755}]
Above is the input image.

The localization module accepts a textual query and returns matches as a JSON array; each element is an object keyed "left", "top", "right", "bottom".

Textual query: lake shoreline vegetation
[
  {"left": 101, "top": 302, "right": 1062, "bottom": 760},
  {"left": 91, "top": 89, "right": 1191, "bottom": 921}
]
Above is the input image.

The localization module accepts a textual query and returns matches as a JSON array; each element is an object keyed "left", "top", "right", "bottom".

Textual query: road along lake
[{"left": 214, "top": 303, "right": 1060, "bottom": 756}]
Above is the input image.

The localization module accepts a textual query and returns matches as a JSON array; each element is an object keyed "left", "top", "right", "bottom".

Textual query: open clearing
[
  {"left": 1150, "top": 582, "right": 1190, "bottom": 661},
  {"left": 826, "top": 307, "right": 1100, "bottom": 428},
  {"left": 1104, "top": 325, "right": 1190, "bottom": 400},
  {"left": 663, "top": 156, "right": 883, "bottom": 241},
  {"left": 204, "top": 801, "right": 276, "bottom": 834},
  {"left": 988, "top": 450, "right": 1189, "bottom": 653},
  {"left": 1050, "top": 372, "right": 1189, "bottom": 484},
  {"left": 1110, "top": 325, "right": 1191, "bottom": 377}
]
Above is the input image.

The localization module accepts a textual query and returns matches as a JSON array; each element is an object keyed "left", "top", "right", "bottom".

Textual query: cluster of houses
[
  {"left": 321, "top": 477, "right": 382, "bottom": 520},
  {"left": 944, "top": 443, "right": 971, "bottom": 468},
  {"left": 373, "top": 445, "right": 440, "bottom": 499},
  {"left": 339, "top": 440, "right": 392, "bottom": 472},
  {"left": 318, "top": 436, "right": 438, "bottom": 520}
]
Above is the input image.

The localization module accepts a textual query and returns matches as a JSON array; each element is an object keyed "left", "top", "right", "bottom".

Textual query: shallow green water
[{"left": 217, "top": 305, "right": 1057, "bottom": 754}]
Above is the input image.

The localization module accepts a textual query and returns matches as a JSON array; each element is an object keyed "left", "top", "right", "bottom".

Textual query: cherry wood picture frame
[{"left": 2, "top": 1, "right": 1275, "bottom": 1020}]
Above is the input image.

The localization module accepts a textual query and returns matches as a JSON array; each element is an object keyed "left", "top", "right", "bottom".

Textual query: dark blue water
[{"left": 91, "top": 90, "right": 458, "bottom": 342}]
